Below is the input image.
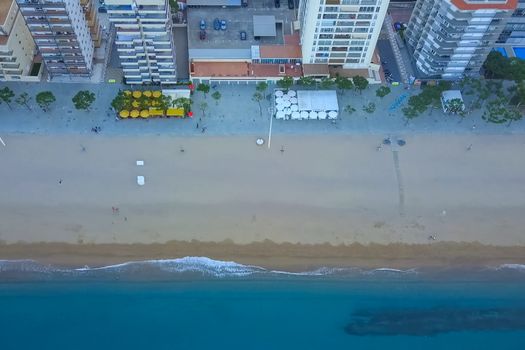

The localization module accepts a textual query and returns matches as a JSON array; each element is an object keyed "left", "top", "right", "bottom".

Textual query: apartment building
[
  {"left": 80, "top": 0, "right": 102, "bottom": 48},
  {"left": 16, "top": 0, "right": 94, "bottom": 77},
  {"left": 406, "top": 0, "right": 518, "bottom": 79},
  {"left": 105, "top": 0, "right": 177, "bottom": 85},
  {"left": 1, "top": 0, "right": 43, "bottom": 81},
  {"left": 298, "top": 0, "right": 389, "bottom": 82}
]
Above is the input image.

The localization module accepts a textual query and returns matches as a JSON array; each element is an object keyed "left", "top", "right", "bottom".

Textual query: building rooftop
[
  {"left": 187, "top": 0, "right": 241, "bottom": 5},
  {"left": 259, "top": 45, "right": 301, "bottom": 59},
  {"left": 0, "top": 0, "right": 13, "bottom": 26},
  {"left": 451, "top": 0, "right": 518, "bottom": 10},
  {"left": 191, "top": 61, "right": 302, "bottom": 78},
  {"left": 253, "top": 15, "right": 276, "bottom": 37},
  {"left": 187, "top": 5, "right": 296, "bottom": 52}
]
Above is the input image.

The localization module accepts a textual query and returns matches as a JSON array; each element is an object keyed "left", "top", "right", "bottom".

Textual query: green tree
[
  {"left": 111, "top": 90, "right": 132, "bottom": 112},
  {"left": 375, "top": 86, "right": 391, "bottom": 98},
  {"left": 352, "top": 76, "right": 369, "bottom": 94},
  {"left": 0, "top": 86, "right": 15, "bottom": 109},
  {"left": 15, "top": 92, "right": 32, "bottom": 110},
  {"left": 252, "top": 91, "right": 264, "bottom": 116},
  {"left": 72, "top": 90, "right": 96, "bottom": 111},
  {"left": 199, "top": 101, "right": 208, "bottom": 117},
  {"left": 512, "top": 80, "right": 525, "bottom": 108},
  {"left": 298, "top": 76, "right": 315, "bottom": 87},
  {"left": 173, "top": 97, "right": 192, "bottom": 113},
  {"left": 319, "top": 77, "right": 334, "bottom": 89},
  {"left": 211, "top": 91, "right": 221, "bottom": 105},
  {"left": 344, "top": 104, "right": 356, "bottom": 115},
  {"left": 169, "top": 0, "right": 179, "bottom": 12},
  {"left": 197, "top": 83, "right": 210, "bottom": 99},
  {"left": 483, "top": 98, "right": 523, "bottom": 126},
  {"left": 335, "top": 75, "right": 354, "bottom": 95},
  {"left": 443, "top": 98, "right": 465, "bottom": 115},
  {"left": 277, "top": 76, "right": 294, "bottom": 90},
  {"left": 36, "top": 91, "right": 56, "bottom": 112},
  {"left": 256, "top": 81, "right": 268, "bottom": 93},
  {"left": 362, "top": 102, "right": 376, "bottom": 114}
]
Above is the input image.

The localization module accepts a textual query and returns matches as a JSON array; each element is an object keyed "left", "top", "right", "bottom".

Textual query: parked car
[
  {"left": 199, "top": 30, "right": 206, "bottom": 40},
  {"left": 274, "top": 0, "right": 280, "bottom": 8},
  {"left": 241, "top": 0, "right": 248, "bottom": 7},
  {"left": 200, "top": 19, "right": 206, "bottom": 30},
  {"left": 220, "top": 20, "right": 227, "bottom": 30},
  {"left": 97, "top": 6, "right": 107, "bottom": 13},
  {"left": 240, "top": 31, "right": 247, "bottom": 40},
  {"left": 288, "top": 0, "right": 294, "bottom": 9},
  {"left": 213, "top": 18, "right": 220, "bottom": 30}
]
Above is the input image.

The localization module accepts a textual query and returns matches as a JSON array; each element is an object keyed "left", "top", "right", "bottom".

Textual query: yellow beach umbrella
[
  {"left": 119, "top": 110, "right": 130, "bottom": 118},
  {"left": 124, "top": 90, "right": 132, "bottom": 96},
  {"left": 143, "top": 90, "right": 152, "bottom": 97},
  {"left": 132, "top": 101, "right": 140, "bottom": 108},
  {"left": 140, "top": 110, "right": 150, "bottom": 118},
  {"left": 152, "top": 91, "right": 162, "bottom": 98},
  {"left": 130, "top": 110, "right": 140, "bottom": 118},
  {"left": 132, "top": 91, "right": 142, "bottom": 99}
]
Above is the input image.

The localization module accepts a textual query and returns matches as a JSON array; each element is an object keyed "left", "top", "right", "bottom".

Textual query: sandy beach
[{"left": 1, "top": 133, "right": 525, "bottom": 269}]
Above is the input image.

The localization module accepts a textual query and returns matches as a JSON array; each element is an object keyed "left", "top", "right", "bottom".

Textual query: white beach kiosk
[{"left": 274, "top": 90, "right": 339, "bottom": 120}]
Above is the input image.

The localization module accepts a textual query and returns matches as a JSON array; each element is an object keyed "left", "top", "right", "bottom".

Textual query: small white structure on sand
[
  {"left": 137, "top": 176, "right": 145, "bottom": 186},
  {"left": 441, "top": 90, "right": 465, "bottom": 114},
  {"left": 136, "top": 160, "right": 144, "bottom": 166}
]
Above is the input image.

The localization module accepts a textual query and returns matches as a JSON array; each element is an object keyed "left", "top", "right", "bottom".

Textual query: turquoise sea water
[{"left": 1, "top": 260, "right": 525, "bottom": 349}]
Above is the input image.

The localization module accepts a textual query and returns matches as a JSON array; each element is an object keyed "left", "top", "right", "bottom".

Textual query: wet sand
[{"left": 1, "top": 133, "right": 525, "bottom": 269}]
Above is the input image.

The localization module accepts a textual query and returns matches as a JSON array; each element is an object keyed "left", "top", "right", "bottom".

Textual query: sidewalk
[{"left": 0, "top": 81, "right": 524, "bottom": 138}]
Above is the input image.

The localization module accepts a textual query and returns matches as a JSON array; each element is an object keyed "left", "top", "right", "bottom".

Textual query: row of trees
[
  {"left": 272, "top": 75, "right": 371, "bottom": 95},
  {"left": 0, "top": 87, "right": 95, "bottom": 112}
]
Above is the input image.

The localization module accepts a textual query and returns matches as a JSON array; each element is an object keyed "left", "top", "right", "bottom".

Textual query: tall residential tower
[
  {"left": 406, "top": 0, "right": 518, "bottom": 79},
  {"left": 16, "top": 0, "right": 95, "bottom": 77},
  {"left": 106, "top": 0, "right": 177, "bottom": 85},
  {"left": 1, "top": 0, "right": 42, "bottom": 81},
  {"left": 298, "top": 0, "right": 389, "bottom": 81}
]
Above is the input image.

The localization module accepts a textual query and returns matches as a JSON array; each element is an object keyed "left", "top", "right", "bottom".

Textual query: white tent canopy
[{"left": 297, "top": 90, "right": 339, "bottom": 112}]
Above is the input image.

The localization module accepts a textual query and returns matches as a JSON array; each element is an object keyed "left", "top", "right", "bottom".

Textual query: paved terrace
[{"left": 1, "top": 82, "right": 524, "bottom": 138}]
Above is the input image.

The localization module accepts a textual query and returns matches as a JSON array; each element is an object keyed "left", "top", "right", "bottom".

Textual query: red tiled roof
[
  {"left": 191, "top": 61, "right": 303, "bottom": 78},
  {"left": 451, "top": 0, "right": 518, "bottom": 10},
  {"left": 284, "top": 33, "right": 300, "bottom": 45}
]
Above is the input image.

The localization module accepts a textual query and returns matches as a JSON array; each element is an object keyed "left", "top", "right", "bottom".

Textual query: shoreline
[{"left": 2, "top": 240, "right": 525, "bottom": 272}]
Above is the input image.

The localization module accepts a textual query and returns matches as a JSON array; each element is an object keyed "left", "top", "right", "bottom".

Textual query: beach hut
[
  {"left": 143, "top": 90, "right": 152, "bottom": 98},
  {"left": 140, "top": 110, "right": 150, "bottom": 118},
  {"left": 149, "top": 109, "right": 164, "bottom": 117},
  {"left": 166, "top": 108, "right": 185, "bottom": 117},
  {"left": 152, "top": 91, "right": 162, "bottom": 98},
  {"left": 132, "top": 91, "right": 142, "bottom": 99},
  {"left": 130, "top": 110, "right": 140, "bottom": 118},
  {"left": 119, "top": 110, "right": 130, "bottom": 118}
]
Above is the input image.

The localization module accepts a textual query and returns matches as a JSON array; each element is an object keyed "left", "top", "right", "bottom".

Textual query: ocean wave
[
  {"left": 496, "top": 264, "right": 525, "bottom": 271},
  {"left": 0, "top": 257, "right": 418, "bottom": 279}
]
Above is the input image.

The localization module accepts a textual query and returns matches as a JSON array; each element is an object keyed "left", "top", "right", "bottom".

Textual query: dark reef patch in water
[{"left": 345, "top": 307, "right": 525, "bottom": 336}]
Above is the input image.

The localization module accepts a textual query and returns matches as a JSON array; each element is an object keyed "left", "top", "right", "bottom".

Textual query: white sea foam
[
  {"left": 364, "top": 267, "right": 418, "bottom": 275},
  {"left": 496, "top": 264, "right": 525, "bottom": 271}
]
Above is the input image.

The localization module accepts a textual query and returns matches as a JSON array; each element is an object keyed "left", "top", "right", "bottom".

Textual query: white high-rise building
[
  {"left": 298, "top": 0, "right": 389, "bottom": 79},
  {"left": 106, "top": 0, "right": 177, "bottom": 85},
  {"left": 16, "top": 0, "right": 94, "bottom": 77},
  {"left": 406, "top": 0, "right": 517, "bottom": 79}
]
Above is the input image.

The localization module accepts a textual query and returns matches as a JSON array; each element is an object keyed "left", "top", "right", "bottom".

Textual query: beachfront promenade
[{"left": 1, "top": 81, "right": 525, "bottom": 137}]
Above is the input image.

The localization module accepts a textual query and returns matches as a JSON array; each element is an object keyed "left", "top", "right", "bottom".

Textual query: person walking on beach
[{"left": 58, "top": 179, "right": 62, "bottom": 184}]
